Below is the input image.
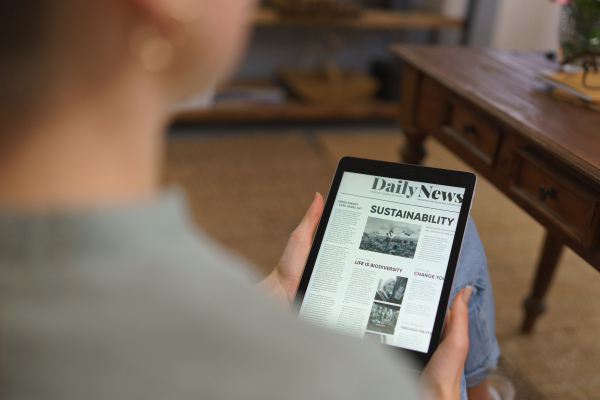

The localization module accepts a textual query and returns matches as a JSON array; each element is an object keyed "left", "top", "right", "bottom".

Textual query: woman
[
  {"left": 0, "top": 0, "right": 499, "bottom": 399},
  {"left": 375, "top": 278, "right": 397, "bottom": 303}
]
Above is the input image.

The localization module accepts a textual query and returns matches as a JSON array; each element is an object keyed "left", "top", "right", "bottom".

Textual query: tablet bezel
[{"left": 291, "top": 156, "right": 477, "bottom": 369}]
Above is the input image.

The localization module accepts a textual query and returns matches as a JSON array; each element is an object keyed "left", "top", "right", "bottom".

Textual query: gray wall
[{"left": 468, "top": 0, "right": 499, "bottom": 46}]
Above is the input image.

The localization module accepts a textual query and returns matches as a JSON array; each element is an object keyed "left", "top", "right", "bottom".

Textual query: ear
[
  {"left": 128, "top": 0, "right": 201, "bottom": 53},
  {"left": 129, "top": 0, "right": 194, "bottom": 28}
]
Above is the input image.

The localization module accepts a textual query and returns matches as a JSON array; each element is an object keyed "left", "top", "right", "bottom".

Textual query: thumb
[
  {"left": 292, "top": 192, "right": 324, "bottom": 241},
  {"left": 421, "top": 287, "right": 471, "bottom": 399},
  {"left": 442, "top": 286, "right": 471, "bottom": 359}
]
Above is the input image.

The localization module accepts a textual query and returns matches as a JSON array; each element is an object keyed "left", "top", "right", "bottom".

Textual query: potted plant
[{"left": 554, "top": 0, "right": 600, "bottom": 77}]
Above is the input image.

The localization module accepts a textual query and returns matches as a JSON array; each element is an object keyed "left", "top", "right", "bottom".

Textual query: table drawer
[
  {"left": 442, "top": 100, "right": 502, "bottom": 167},
  {"left": 509, "top": 151, "right": 600, "bottom": 248}
]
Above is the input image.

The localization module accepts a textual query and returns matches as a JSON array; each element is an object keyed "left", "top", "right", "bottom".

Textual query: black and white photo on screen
[
  {"left": 374, "top": 276, "right": 408, "bottom": 305},
  {"left": 359, "top": 217, "right": 421, "bottom": 259},
  {"left": 366, "top": 302, "right": 400, "bottom": 335}
]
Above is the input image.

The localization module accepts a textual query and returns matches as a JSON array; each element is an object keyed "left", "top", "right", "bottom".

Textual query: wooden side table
[{"left": 392, "top": 45, "right": 600, "bottom": 333}]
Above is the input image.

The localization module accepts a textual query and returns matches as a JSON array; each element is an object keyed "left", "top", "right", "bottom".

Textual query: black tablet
[{"left": 292, "top": 157, "right": 476, "bottom": 370}]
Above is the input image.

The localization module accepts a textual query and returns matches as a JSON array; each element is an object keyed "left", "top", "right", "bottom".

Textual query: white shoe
[{"left": 487, "top": 373, "right": 516, "bottom": 400}]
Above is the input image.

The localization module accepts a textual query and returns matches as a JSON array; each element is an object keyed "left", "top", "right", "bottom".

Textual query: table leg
[
  {"left": 400, "top": 127, "right": 427, "bottom": 165},
  {"left": 521, "top": 232, "right": 564, "bottom": 334},
  {"left": 398, "top": 64, "right": 426, "bottom": 165}
]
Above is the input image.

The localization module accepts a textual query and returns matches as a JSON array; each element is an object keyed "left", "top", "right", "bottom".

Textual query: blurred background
[{"left": 165, "top": 1, "right": 599, "bottom": 399}]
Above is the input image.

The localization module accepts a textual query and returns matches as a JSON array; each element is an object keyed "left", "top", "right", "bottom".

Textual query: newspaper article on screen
[{"left": 298, "top": 172, "right": 465, "bottom": 353}]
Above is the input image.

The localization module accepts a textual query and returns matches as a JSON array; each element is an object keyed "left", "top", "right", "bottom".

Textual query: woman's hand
[
  {"left": 256, "top": 193, "right": 324, "bottom": 307},
  {"left": 259, "top": 193, "right": 471, "bottom": 399},
  {"left": 421, "top": 286, "right": 472, "bottom": 400}
]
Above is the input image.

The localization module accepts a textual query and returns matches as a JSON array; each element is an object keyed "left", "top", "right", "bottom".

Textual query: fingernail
[
  {"left": 462, "top": 285, "right": 473, "bottom": 303},
  {"left": 314, "top": 192, "right": 320, "bottom": 201}
]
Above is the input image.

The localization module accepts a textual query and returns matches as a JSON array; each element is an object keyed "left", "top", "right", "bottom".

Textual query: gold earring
[{"left": 130, "top": 26, "right": 174, "bottom": 73}]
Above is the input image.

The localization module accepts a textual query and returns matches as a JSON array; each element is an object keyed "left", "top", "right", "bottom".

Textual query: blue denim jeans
[{"left": 450, "top": 217, "right": 500, "bottom": 399}]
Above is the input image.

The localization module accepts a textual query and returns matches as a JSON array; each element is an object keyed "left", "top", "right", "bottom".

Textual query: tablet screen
[{"left": 297, "top": 171, "right": 466, "bottom": 354}]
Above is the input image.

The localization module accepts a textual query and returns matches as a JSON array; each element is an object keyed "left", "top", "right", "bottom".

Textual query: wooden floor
[{"left": 165, "top": 128, "right": 600, "bottom": 400}]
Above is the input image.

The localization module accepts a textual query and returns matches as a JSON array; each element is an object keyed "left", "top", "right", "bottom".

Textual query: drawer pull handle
[
  {"left": 463, "top": 124, "right": 477, "bottom": 136},
  {"left": 538, "top": 185, "right": 557, "bottom": 202}
]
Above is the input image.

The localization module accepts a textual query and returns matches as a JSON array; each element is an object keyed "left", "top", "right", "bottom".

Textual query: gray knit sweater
[{"left": 0, "top": 189, "right": 420, "bottom": 399}]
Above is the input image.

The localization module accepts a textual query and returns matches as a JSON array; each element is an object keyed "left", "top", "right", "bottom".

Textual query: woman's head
[
  {"left": 0, "top": 0, "right": 257, "bottom": 208},
  {"left": 0, "top": 0, "right": 255, "bottom": 125},
  {"left": 384, "top": 279, "right": 395, "bottom": 295}
]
